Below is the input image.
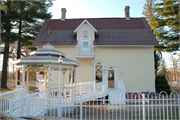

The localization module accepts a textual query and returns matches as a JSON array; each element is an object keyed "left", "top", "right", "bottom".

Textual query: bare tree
[
  {"left": 142, "top": 0, "right": 156, "bottom": 24},
  {"left": 170, "top": 53, "right": 179, "bottom": 82}
]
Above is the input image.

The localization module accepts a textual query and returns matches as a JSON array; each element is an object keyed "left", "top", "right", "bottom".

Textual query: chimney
[
  {"left": 124, "top": 6, "right": 130, "bottom": 20},
  {"left": 61, "top": 8, "right": 66, "bottom": 21}
]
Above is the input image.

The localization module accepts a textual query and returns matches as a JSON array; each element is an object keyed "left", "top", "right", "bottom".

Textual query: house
[{"left": 32, "top": 6, "right": 158, "bottom": 94}]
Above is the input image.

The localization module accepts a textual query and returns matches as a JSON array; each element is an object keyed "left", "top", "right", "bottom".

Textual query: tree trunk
[
  {"left": 17, "top": 20, "right": 22, "bottom": 85},
  {"left": 1, "top": 44, "right": 9, "bottom": 88},
  {"left": 154, "top": 51, "right": 157, "bottom": 78}
]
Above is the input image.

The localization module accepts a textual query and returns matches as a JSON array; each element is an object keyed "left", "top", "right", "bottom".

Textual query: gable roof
[
  {"left": 32, "top": 18, "right": 159, "bottom": 46},
  {"left": 74, "top": 19, "right": 98, "bottom": 34}
]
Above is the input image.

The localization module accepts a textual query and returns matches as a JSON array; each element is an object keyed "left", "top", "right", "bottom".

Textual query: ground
[{"left": 0, "top": 86, "right": 36, "bottom": 93}]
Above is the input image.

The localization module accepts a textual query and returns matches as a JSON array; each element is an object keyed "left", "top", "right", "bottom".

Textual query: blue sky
[{"left": 48, "top": 0, "right": 146, "bottom": 19}]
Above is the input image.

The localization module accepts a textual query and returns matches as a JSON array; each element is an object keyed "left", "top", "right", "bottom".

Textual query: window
[
  {"left": 94, "top": 63, "right": 104, "bottom": 83},
  {"left": 83, "top": 41, "right": 89, "bottom": 48},
  {"left": 83, "top": 41, "right": 88, "bottom": 46}
]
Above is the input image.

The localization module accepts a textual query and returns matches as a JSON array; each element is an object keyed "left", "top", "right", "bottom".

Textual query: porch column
[
  {"left": 74, "top": 68, "right": 76, "bottom": 98},
  {"left": 26, "top": 69, "right": 29, "bottom": 94},
  {"left": 47, "top": 64, "right": 51, "bottom": 101},
  {"left": 58, "top": 64, "right": 62, "bottom": 117},
  {"left": 70, "top": 66, "right": 73, "bottom": 99},
  {"left": 36, "top": 70, "right": 39, "bottom": 81},
  {"left": 15, "top": 68, "right": 18, "bottom": 87},
  {"left": 62, "top": 70, "right": 66, "bottom": 87},
  {"left": 74, "top": 68, "right": 76, "bottom": 87},
  {"left": 45, "top": 71, "right": 47, "bottom": 89},
  {"left": 59, "top": 64, "right": 62, "bottom": 99},
  {"left": 36, "top": 70, "right": 39, "bottom": 92},
  {"left": 22, "top": 64, "right": 25, "bottom": 95}
]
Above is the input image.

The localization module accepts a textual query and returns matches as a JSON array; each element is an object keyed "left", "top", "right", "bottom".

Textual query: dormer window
[{"left": 83, "top": 41, "right": 89, "bottom": 47}]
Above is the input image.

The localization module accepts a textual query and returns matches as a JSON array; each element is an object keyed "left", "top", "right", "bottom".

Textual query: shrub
[{"left": 155, "top": 75, "right": 171, "bottom": 94}]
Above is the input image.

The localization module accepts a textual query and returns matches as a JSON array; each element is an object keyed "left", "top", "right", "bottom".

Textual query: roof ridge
[{"left": 47, "top": 17, "right": 145, "bottom": 20}]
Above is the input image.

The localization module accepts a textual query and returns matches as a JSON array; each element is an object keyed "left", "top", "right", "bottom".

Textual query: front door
[{"left": 108, "top": 69, "right": 115, "bottom": 88}]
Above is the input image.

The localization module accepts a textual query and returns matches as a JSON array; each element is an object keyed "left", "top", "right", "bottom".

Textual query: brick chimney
[
  {"left": 61, "top": 8, "right": 66, "bottom": 21},
  {"left": 124, "top": 6, "right": 130, "bottom": 20}
]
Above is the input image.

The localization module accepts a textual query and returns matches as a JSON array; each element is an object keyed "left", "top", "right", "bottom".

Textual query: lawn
[
  {"left": 0, "top": 87, "right": 15, "bottom": 93},
  {"left": 0, "top": 86, "right": 36, "bottom": 93}
]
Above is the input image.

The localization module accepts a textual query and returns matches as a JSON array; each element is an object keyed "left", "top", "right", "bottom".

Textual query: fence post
[
  {"left": 25, "top": 94, "right": 30, "bottom": 116},
  {"left": 89, "top": 83, "right": 91, "bottom": 98},
  {"left": 142, "top": 94, "right": 146, "bottom": 120},
  {"left": 9, "top": 99, "right": 13, "bottom": 115},
  {"left": 80, "top": 82, "right": 81, "bottom": 95},
  {"left": 80, "top": 94, "right": 82, "bottom": 120},
  {"left": 21, "top": 92, "right": 24, "bottom": 116}
]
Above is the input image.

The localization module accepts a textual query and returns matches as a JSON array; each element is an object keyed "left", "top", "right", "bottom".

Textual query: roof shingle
[{"left": 32, "top": 18, "right": 158, "bottom": 46}]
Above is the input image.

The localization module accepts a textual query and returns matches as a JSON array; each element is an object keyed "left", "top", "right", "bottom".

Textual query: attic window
[{"left": 84, "top": 30, "right": 87, "bottom": 35}]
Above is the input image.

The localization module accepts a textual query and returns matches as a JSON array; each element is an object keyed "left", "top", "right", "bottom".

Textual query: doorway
[{"left": 108, "top": 69, "right": 115, "bottom": 88}]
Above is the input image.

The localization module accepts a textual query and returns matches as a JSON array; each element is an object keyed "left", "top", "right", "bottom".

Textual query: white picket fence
[
  {"left": 1, "top": 82, "right": 180, "bottom": 120},
  {"left": 3, "top": 90, "right": 180, "bottom": 120}
]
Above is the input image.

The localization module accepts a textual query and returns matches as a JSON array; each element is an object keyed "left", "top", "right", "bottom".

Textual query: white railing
[
  {"left": 51, "top": 82, "right": 106, "bottom": 99},
  {"left": 13, "top": 91, "right": 180, "bottom": 120},
  {"left": 9, "top": 90, "right": 49, "bottom": 117},
  {"left": 117, "top": 80, "right": 126, "bottom": 93},
  {"left": 76, "top": 46, "right": 94, "bottom": 57},
  {"left": 65, "top": 81, "right": 95, "bottom": 87},
  {"left": 0, "top": 88, "right": 24, "bottom": 113},
  {"left": 50, "top": 87, "right": 75, "bottom": 99},
  {"left": 39, "top": 82, "right": 45, "bottom": 91},
  {"left": 16, "top": 85, "right": 23, "bottom": 89},
  {"left": 51, "top": 84, "right": 60, "bottom": 88}
]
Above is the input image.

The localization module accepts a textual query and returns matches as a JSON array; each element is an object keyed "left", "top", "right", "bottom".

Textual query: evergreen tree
[
  {"left": 158, "top": 58, "right": 167, "bottom": 75},
  {"left": 13, "top": 1, "right": 52, "bottom": 59},
  {"left": 142, "top": 0, "right": 163, "bottom": 78},
  {"left": 1, "top": 0, "right": 53, "bottom": 88},
  {"left": 154, "top": 51, "right": 162, "bottom": 77},
  {"left": 1, "top": 1, "right": 18, "bottom": 88},
  {"left": 12, "top": 1, "right": 52, "bottom": 84},
  {"left": 151, "top": 0, "right": 179, "bottom": 52},
  {"left": 155, "top": 75, "right": 171, "bottom": 94}
]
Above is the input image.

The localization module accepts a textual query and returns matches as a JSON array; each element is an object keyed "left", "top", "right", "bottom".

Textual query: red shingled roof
[{"left": 32, "top": 18, "right": 159, "bottom": 46}]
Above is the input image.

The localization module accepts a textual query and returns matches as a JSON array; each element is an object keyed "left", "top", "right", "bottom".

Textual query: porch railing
[
  {"left": 39, "top": 82, "right": 45, "bottom": 91},
  {"left": 76, "top": 46, "right": 94, "bottom": 58},
  {"left": 51, "top": 81, "right": 107, "bottom": 99},
  {"left": 0, "top": 88, "right": 23, "bottom": 113},
  {"left": 117, "top": 80, "right": 126, "bottom": 93}
]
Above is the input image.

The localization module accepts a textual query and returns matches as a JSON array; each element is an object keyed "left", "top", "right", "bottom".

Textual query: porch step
[{"left": 109, "top": 91, "right": 126, "bottom": 105}]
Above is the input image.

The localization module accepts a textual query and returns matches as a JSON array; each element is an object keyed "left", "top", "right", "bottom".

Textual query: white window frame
[
  {"left": 94, "top": 62, "right": 104, "bottom": 83},
  {"left": 81, "top": 36, "right": 90, "bottom": 46}
]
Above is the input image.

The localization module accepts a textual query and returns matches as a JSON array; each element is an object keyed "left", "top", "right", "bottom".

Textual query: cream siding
[
  {"left": 40, "top": 22, "right": 154, "bottom": 92},
  {"left": 94, "top": 47, "right": 154, "bottom": 92},
  {"left": 51, "top": 46, "right": 154, "bottom": 92}
]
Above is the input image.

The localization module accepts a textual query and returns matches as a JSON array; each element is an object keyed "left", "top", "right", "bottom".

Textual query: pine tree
[
  {"left": 1, "top": 0, "right": 52, "bottom": 88},
  {"left": 142, "top": 0, "right": 163, "bottom": 78},
  {"left": 13, "top": 1, "right": 52, "bottom": 59},
  {"left": 155, "top": 75, "right": 171, "bottom": 94},
  {"left": 12, "top": 1, "right": 52, "bottom": 84},
  {"left": 151, "top": 0, "right": 179, "bottom": 51},
  {"left": 1, "top": 1, "right": 18, "bottom": 88},
  {"left": 158, "top": 58, "right": 167, "bottom": 76}
]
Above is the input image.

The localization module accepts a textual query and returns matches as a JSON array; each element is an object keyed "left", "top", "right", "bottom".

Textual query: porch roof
[{"left": 13, "top": 43, "right": 79, "bottom": 67}]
